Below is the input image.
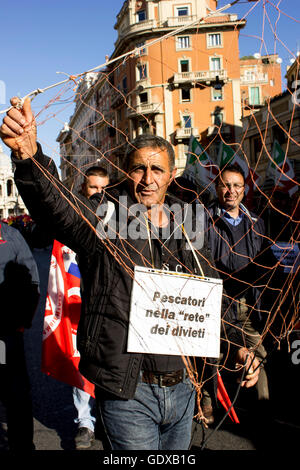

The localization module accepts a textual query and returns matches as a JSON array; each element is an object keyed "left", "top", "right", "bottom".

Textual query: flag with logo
[
  {"left": 183, "top": 135, "right": 218, "bottom": 195},
  {"left": 218, "top": 142, "right": 261, "bottom": 206},
  {"left": 42, "top": 240, "right": 95, "bottom": 397},
  {"left": 266, "top": 140, "right": 298, "bottom": 196}
]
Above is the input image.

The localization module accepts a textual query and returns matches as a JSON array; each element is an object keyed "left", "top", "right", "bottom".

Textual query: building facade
[
  {"left": 57, "top": 72, "right": 114, "bottom": 190},
  {"left": 241, "top": 54, "right": 300, "bottom": 196},
  {"left": 0, "top": 145, "right": 26, "bottom": 219},
  {"left": 57, "top": 0, "right": 284, "bottom": 187},
  {"left": 110, "top": 0, "right": 246, "bottom": 170},
  {"left": 240, "top": 54, "right": 282, "bottom": 118}
]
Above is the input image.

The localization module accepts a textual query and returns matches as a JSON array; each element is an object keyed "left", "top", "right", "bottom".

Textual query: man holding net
[{"left": 0, "top": 97, "right": 260, "bottom": 450}]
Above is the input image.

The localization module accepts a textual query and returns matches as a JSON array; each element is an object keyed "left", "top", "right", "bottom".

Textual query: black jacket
[
  {"left": 206, "top": 201, "right": 271, "bottom": 325},
  {"left": 13, "top": 145, "right": 241, "bottom": 399}
]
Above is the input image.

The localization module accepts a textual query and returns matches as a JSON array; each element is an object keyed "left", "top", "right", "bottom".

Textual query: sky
[{"left": 0, "top": 0, "right": 299, "bottom": 167}]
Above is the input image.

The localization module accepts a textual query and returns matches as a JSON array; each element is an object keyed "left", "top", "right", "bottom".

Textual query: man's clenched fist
[{"left": 0, "top": 97, "right": 37, "bottom": 159}]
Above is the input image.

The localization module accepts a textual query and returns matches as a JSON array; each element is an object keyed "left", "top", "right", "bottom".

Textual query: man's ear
[{"left": 169, "top": 167, "right": 177, "bottom": 185}]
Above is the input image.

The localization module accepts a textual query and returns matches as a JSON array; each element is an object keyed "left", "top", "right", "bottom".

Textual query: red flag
[
  {"left": 42, "top": 240, "right": 95, "bottom": 397},
  {"left": 217, "top": 370, "right": 239, "bottom": 423}
]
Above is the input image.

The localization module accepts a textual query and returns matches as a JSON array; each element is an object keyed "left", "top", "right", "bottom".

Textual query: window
[
  {"left": 182, "top": 115, "right": 192, "bottom": 128},
  {"left": 139, "top": 92, "right": 148, "bottom": 104},
  {"left": 141, "top": 121, "right": 151, "bottom": 134},
  {"left": 245, "top": 70, "right": 255, "bottom": 81},
  {"left": 137, "top": 10, "right": 146, "bottom": 22},
  {"left": 7, "top": 180, "right": 13, "bottom": 197},
  {"left": 272, "top": 125, "right": 286, "bottom": 145},
  {"left": 252, "top": 137, "right": 262, "bottom": 163},
  {"left": 249, "top": 86, "right": 260, "bottom": 105},
  {"left": 122, "top": 77, "right": 127, "bottom": 93},
  {"left": 180, "top": 60, "right": 189, "bottom": 73},
  {"left": 117, "top": 108, "right": 122, "bottom": 123},
  {"left": 213, "top": 111, "right": 223, "bottom": 126},
  {"left": 212, "top": 88, "right": 223, "bottom": 101},
  {"left": 176, "top": 36, "right": 190, "bottom": 50},
  {"left": 208, "top": 33, "right": 222, "bottom": 47},
  {"left": 137, "top": 63, "right": 148, "bottom": 81},
  {"left": 176, "top": 6, "right": 189, "bottom": 16},
  {"left": 135, "top": 41, "right": 146, "bottom": 56},
  {"left": 210, "top": 57, "right": 221, "bottom": 71},
  {"left": 181, "top": 88, "right": 191, "bottom": 102}
]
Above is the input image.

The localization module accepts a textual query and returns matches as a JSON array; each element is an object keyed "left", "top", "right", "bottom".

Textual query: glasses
[{"left": 217, "top": 183, "right": 245, "bottom": 191}]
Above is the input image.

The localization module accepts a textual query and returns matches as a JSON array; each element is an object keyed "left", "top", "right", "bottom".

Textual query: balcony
[
  {"left": 165, "top": 15, "right": 198, "bottom": 28},
  {"left": 173, "top": 70, "right": 227, "bottom": 86},
  {"left": 207, "top": 125, "right": 231, "bottom": 136},
  {"left": 175, "top": 127, "right": 199, "bottom": 140},
  {"left": 240, "top": 73, "right": 268, "bottom": 85},
  {"left": 117, "top": 19, "right": 157, "bottom": 41},
  {"left": 126, "top": 103, "right": 163, "bottom": 118}
]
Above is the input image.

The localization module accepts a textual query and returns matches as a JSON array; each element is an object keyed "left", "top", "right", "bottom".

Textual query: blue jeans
[
  {"left": 73, "top": 387, "right": 96, "bottom": 432},
  {"left": 96, "top": 371, "right": 195, "bottom": 450}
]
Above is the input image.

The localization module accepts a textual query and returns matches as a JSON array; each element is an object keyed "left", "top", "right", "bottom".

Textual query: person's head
[
  {"left": 81, "top": 166, "right": 109, "bottom": 198},
  {"left": 215, "top": 165, "right": 245, "bottom": 214},
  {"left": 124, "top": 135, "right": 177, "bottom": 208}
]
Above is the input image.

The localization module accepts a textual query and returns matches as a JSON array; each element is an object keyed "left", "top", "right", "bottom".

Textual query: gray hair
[{"left": 124, "top": 134, "right": 175, "bottom": 172}]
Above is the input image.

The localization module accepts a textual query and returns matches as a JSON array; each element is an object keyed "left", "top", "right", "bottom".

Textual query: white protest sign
[{"left": 127, "top": 266, "right": 223, "bottom": 358}]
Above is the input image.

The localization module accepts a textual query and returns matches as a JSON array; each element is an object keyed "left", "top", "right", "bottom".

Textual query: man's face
[
  {"left": 216, "top": 170, "right": 245, "bottom": 212},
  {"left": 83, "top": 175, "right": 109, "bottom": 198},
  {"left": 127, "top": 146, "right": 177, "bottom": 208}
]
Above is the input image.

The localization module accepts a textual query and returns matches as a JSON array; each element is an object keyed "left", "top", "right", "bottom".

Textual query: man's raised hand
[{"left": 0, "top": 97, "right": 37, "bottom": 159}]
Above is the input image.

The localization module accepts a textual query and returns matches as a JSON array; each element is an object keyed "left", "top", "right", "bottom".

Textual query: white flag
[{"left": 266, "top": 140, "right": 298, "bottom": 196}]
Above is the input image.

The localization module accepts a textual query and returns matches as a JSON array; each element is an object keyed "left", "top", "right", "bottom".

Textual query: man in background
[
  {"left": 205, "top": 164, "right": 270, "bottom": 422},
  {"left": 0, "top": 220, "right": 39, "bottom": 451},
  {"left": 73, "top": 165, "right": 109, "bottom": 450}
]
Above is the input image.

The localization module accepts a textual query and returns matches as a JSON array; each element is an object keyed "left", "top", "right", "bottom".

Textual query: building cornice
[{"left": 111, "top": 18, "right": 246, "bottom": 59}]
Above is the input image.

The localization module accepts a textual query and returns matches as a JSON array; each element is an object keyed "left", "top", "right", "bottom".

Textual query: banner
[
  {"left": 42, "top": 240, "right": 95, "bottom": 397},
  {"left": 183, "top": 135, "right": 218, "bottom": 196},
  {"left": 267, "top": 140, "right": 298, "bottom": 196}
]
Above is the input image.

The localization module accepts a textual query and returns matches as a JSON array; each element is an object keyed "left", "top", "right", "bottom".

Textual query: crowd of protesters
[{"left": 0, "top": 96, "right": 298, "bottom": 451}]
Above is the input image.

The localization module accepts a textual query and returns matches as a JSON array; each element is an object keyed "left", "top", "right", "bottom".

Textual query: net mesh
[{"left": 3, "top": 0, "right": 300, "bottom": 425}]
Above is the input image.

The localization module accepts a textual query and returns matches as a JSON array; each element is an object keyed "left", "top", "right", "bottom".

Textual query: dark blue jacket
[
  {"left": 0, "top": 222, "right": 40, "bottom": 333},
  {"left": 206, "top": 201, "right": 268, "bottom": 324}
]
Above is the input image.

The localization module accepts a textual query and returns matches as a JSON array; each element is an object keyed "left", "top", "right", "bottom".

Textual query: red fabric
[
  {"left": 217, "top": 370, "right": 239, "bottom": 423},
  {"left": 41, "top": 240, "right": 95, "bottom": 397}
]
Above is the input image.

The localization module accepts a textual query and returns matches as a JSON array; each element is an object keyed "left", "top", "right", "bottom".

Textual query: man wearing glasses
[{"left": 204, "top": 165, "right": 270, "bottom": 422}]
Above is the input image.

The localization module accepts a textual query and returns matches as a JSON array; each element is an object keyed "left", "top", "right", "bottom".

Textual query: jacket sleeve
[{"left": 13, "top": 143, "right": 99, "bottom": 257}]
